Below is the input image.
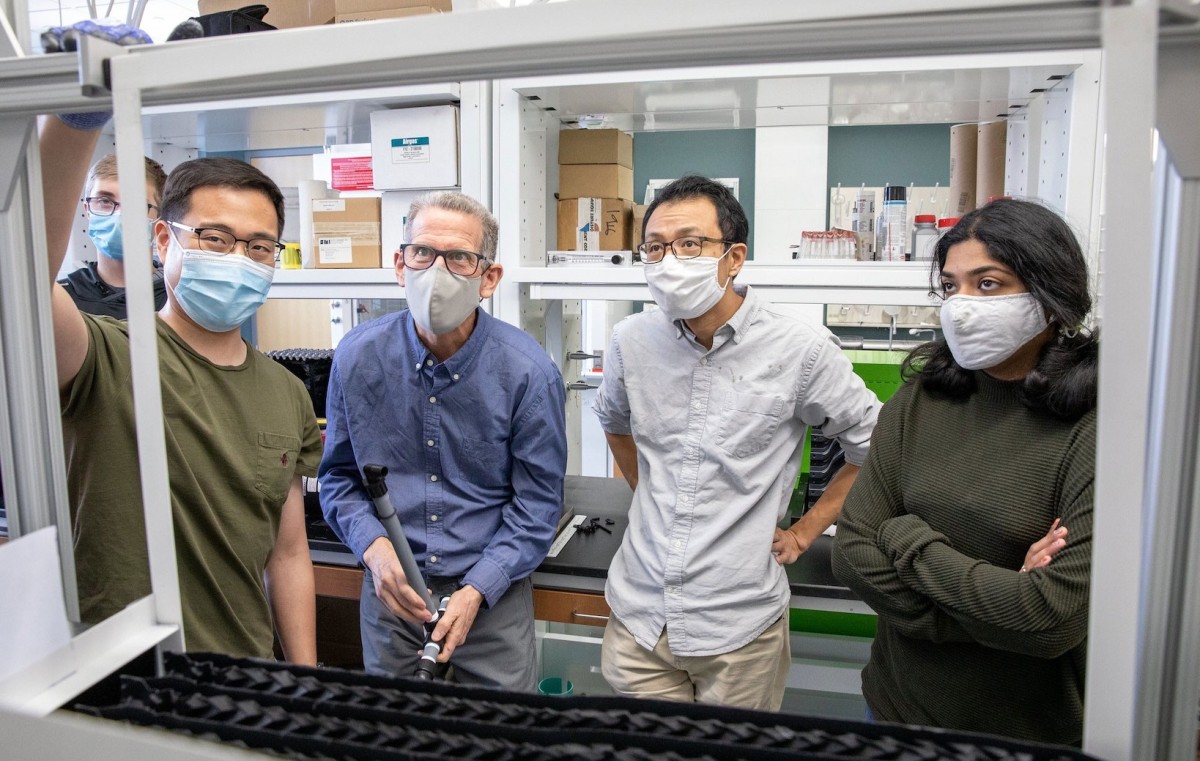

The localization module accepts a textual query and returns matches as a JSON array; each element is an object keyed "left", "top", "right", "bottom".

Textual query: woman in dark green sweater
[{"left": 832, "top": 199, "right": 1098, "bottom": 747}]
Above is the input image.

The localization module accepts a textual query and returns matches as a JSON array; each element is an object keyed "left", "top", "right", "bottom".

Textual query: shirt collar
[
  {"left": 403, "top": 307, "right": 492, "bottom": 376},
  {"left": 672, "top": 284, "right": 759, "bottom": 345}
]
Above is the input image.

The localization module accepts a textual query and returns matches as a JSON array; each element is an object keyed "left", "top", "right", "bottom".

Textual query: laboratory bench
[
  {"left": 308, "top": 473, "right": 877, "bottom": 710},
  {"left": 308, "top": 474, "right": 870, "bottom": 619},
  {"left": 0, "top": 477, "right": 875, "bottom": 712}
]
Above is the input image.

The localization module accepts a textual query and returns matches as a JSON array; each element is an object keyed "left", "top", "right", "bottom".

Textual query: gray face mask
[{"left": 405, "top": 264, "right": 481, "bottom": 335}]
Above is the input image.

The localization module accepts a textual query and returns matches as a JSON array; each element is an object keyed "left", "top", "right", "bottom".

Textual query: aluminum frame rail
[
  {"left": 1137, "top": 139, "right": 1200, "bottom": 761},
  {"left": 1128, "top": 27, "right": 1200, "bottom": 761},
  {"left": 0, "top": 3, "right": 1186, "bottom": 760},
  {"left": 0, "top": 0, "right": 82, "bottom": 620},
  {"left": 106, "top": 0, "right": 1105, "bottom": 109}
]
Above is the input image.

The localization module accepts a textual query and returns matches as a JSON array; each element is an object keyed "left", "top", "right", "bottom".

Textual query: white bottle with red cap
[
  {"left": 912, "top": 215, "right": 939, "bottom": 261},
  {"left": 937, "top": 217, "right": 960, "bottom": 240}
]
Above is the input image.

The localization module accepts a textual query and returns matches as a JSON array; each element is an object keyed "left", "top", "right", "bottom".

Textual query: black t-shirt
[{"left": 58, "top": 261, "right": 167, "bottom": 319}]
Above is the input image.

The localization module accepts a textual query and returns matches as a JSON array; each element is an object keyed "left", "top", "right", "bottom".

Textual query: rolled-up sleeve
[
  {"left": 796, "top": 335, "right": 881, "bottom": 465},
  {"left": 592, "top": 326, "right": 632, "bottom": 436}
]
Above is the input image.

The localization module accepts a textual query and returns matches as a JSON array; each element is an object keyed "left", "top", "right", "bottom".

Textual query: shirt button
[
  {"left": 414, "top": 363, "right": 421, "bottom": 370},
  {"left": 701, "top": 358, "right": 708, "bottom": 366},
  {"left": 429, "top": 396, "right": 437, "bottom": 404},
  {"left": 429, "top": 555, "right": 438, "bottom": 563},
  {"left": 426, "top": 439, "right": 435, "bottom": 447},
  {"left": 426, "top": 359, "right": 433, "bottom": 367},
  {"left": 673, "top": 541, "right": 682, "bottom": 549},
  {"left": 431, "top": 515, "right": 439, "bottom": 522},
  {"left": 452, "top": 373, "right": 460, "bottom": 381},
  {"left": 430, "top": 474, "right": 438, "bottom": 482}
]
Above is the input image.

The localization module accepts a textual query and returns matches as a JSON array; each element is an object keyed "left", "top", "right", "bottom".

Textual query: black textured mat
[{"left": 73, "top": 652, "right": 1100, "bottom": 761}]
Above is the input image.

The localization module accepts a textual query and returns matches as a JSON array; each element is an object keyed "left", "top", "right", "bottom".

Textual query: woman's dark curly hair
[{"left": 902, "top": 199, "right": 1098, "bottom": 421}]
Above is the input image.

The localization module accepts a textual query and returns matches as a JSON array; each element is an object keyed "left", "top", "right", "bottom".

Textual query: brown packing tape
[
  {"left": 949, "top": 123, "right": 978, "bottom": 216},
  {"left": 312, "top": 221, "right": 381, "bottom": 245},
  {"left": 976, "top": 121, "right": 1007, "bottom": 206}
]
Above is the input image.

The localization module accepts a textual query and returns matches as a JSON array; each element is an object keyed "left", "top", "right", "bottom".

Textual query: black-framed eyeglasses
[
  {"left": 401, "top": 243, "right": 492, "bottom": 277},
  {"left": 637, "top": 236, "right": 731, "bottom": 264},
  {"left": 85, "top": 196, "right": 159, "bottom": 217},
  {"left": 167, "top": 220, "right": 284, "bottom": 266}
]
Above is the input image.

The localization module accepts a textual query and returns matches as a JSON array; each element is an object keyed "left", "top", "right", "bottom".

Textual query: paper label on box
[
  {"left": 330, "top": 156, "right": 374, "bottom": 191},
  {"left": 313, "top": 199, "right": 347, "bottom": 212},
  {"left": 578, "top": 198, "right": 599, "bottom": 251},
  {"left": 317, "top": 236, "right": 354, "bottom": 264},
  {"left": 391, "top": 136, "right": 431, "bottom": 164}
]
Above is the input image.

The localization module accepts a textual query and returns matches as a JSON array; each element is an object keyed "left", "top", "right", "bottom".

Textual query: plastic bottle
[
  {"left": 881, "top": 185, "right": 907, "bottom": 261},
  {"left": 875, "top": 203, "right": 887, "bottom": 262},
  {"left": 282, "top": 242, "right": 302, "bottom": 269},
  {"left": 850, "top": 188, "right": 875, "bottom": 261},
  {"left": 912, "top": 215, "right": 938, "bottom": 261},
  {"left": 937, "top": 217, "right": 960, "bottom": 239}
]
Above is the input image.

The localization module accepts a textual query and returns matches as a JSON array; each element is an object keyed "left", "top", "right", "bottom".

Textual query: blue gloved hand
[{"left": 42, "top": 19, "right": 152, "bottom": 131}]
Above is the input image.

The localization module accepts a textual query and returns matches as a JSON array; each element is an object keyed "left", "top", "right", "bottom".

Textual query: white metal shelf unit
[
  {"left": 138, "top": 81, "right": 486, "bottom": 303},
  {"left": 493, "top": 50, "right": 1102, "bottom": 323},
  {"left": 512, "top": 262, "right": 941, "bottom": 306},
  {"left": 0, "top": 3, "right": 1186, "bottom": 760}
]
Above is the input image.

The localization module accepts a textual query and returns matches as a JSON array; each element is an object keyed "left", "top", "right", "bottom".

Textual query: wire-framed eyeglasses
[
  {"left": 85, "top": 196, "right": 159, "bottom": 217},
  {"left": 167, "top": 220, "right": 284, "bottom": 266},
  {"left": 637, "top": 236, "right": 731, "bottom": 264},
  {"left": 401, "top": 244, "right": 492, "bottom": 277}
]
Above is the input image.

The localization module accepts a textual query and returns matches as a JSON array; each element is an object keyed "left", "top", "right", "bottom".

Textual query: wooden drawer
[
  {"left": 533, "top": 588, "right": 611, "bottom": 628},
  {"left": 314, "top": 563, "right": 363, "bottom": 600}
]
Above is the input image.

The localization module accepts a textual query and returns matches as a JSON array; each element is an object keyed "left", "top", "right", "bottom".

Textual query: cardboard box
[
  {"left": 559, "top": 129, "right": 633, "bottom": 168},
  {"left": 329, "top": 153, "right": 374, "bottom": 192},
  {"left": 559, "top": 164, "right": 634, "bottom": 201},
  {"left": 197, "top": 0, "right": 335, "bottom": 28},
  {"left": 335, "top": 7, "right": 443, "bottom": 21},
  {"left": 976, "top": 120, "right": 1007, "bottom": 206},
  {"left": 335, "top": 0, "right": 451, "bottom": 11},
  {"left": 949, "top": 123, "right": 978, "bottom": 216},
  {"left": 631, "top": 203, "right": 649, "bottom": 244},
  {"left": 556, "top": 198, "right": 631, "bottom": 251},
  {"left": 370, "top": 105, "right": 460, "bottom": 190},
  {"left": 311, "top": 197, "right": 382, "bottom": 268}
]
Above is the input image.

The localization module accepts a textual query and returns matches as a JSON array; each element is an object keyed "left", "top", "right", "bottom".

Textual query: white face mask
[
  {"left": 405, "top": 264, "right": 482, "bottom": 335},
  {"left": 644, "top": 249, "right": 731, "bottom": 321},
  {"left": 940, "top": 293, "right": 1050, "bottom": 370}
]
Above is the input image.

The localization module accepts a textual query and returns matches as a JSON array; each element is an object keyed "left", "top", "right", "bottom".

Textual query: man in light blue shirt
[
  {"left": 320, "top": 191, "right": 567, "bottom": 690},
  {"left": 593, "top": 175, "right": 880, "bottom": 710}
]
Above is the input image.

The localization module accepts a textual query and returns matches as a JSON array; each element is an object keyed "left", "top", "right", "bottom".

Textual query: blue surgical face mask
[
  {"left": 87, "top": 212, "right": 124, "bottom": 261},
  {"left": 167, "top": 237, "right": 274, "bottom": 333},
  {"left": 88, "top": 212, "right": 158, "bottom": 263}
]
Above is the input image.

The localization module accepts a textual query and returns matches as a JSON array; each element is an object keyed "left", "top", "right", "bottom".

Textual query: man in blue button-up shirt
[{"left": 320, "top": 191, "right": 567, "bottom": 690}]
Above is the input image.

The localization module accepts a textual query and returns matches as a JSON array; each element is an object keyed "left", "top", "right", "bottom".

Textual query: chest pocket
[
  {"left": 715, "top": 391, "right": 787, "bottom": 458},
  {"left": 255, "top": 431, "right": 301, "bottom": 503},
  {"left": 455, "top": 435, "right": 512, "bottom": 487}
]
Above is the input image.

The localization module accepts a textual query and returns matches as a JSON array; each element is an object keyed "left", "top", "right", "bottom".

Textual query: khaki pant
[{"left": 601, "top": 613, "right": 790, "bottom": 711}]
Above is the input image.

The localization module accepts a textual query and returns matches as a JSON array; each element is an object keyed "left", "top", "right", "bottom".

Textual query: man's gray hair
[{"left": 405, "top": 191, "right": 498, "bottom": 260}]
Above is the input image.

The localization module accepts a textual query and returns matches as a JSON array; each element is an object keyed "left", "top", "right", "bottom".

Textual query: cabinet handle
[
  {"left": 571, "top": 611, "right": 610, "bottom": 623},
  {"left": 566, "top": 381, "right": 598, "bottom": 391}
]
